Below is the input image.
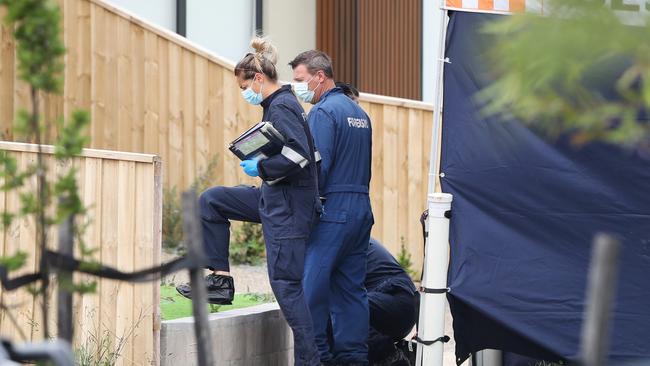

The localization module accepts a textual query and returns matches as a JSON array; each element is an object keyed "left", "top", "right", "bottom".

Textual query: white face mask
[
  {"left": 292, "top": 75, "right": 321, "bottom": 103},
  {"left": 241, "top": 78, "right": 264, "bottom": 105}
]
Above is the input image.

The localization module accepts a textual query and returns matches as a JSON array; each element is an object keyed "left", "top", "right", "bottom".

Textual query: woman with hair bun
[{"left": 176, "top": 37, "right": 321, "bottom": 366}]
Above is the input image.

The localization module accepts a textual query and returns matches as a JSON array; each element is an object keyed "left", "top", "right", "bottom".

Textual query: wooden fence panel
[
  {"left": 0, "top": 0, "right": 434, "bottom": 271},
  {"left": 0, "top": 142, "right": 161, "bottom": 366}
]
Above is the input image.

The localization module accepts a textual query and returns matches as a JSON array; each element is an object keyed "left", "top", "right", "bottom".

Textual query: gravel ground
[{"left": 161, "top": 252, "right": 272, "bottom": 294}]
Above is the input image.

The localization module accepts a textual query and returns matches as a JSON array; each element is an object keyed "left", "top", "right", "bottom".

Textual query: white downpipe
[{"left": 416, "top": 193, "right": 453, "bottom": 366}]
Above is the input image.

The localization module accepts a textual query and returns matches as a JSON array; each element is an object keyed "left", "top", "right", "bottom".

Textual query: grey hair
[{"left": 288, "top": 50, "right": 334, "bottom": 78}]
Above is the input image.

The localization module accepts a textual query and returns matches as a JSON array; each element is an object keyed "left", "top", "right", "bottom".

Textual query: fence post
[
  {"left": 580, "top": 233, "right": 621, "bottom": 366},
  {"left": 181, "top": 190, "right": 214, "bottom": 366},
  {"left": 57, "top": 214, "right": 75, "bottom": 342}
]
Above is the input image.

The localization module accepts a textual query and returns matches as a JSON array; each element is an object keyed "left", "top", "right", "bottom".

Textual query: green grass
[{"left": 160, "top": 285, "right": 275, "bottom": 320}]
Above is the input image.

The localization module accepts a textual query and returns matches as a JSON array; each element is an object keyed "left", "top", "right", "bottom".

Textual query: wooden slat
[
  {"left": 144, "top": 32, "right": 160, "bottom": 155},
  {"left": 397, "top": 108, "right": 409, "bottom": 260},
  {"left": 194, "top": 56, "right": 209, "bottom": 175},
  {"left": 98, "top": 159, "right": 119, "bottom": 353},
  {"left": 0, "top": 153, "right": 22, "bottom": 340},
  {"left": 167, "top": 43, "right": 182, "bottom": 190},
  {"left": 18, "top": 153, "right": 37, "bottom": 340},
  {"left": 0, "top": 14, "right": 15, "bottom": 141},
  {"left": 207, "top": 63, "right": 224, "bottom": 185},
  {"left": 133, "top": 161, "right": 156, "bottom": 365},
  {"left": 131, "top": 25, "right": 145, "bottom": 153},
  {"left": 221, "top": 64, "right": 239, "bottom": 187},
  {"left": 157, "top": 37, "right": 170, "bottom": 187},
  {"left": 151, "top": 160, "right": 162, "bottom": 366},
  {"left": 407, "top": 109, "right": 425, "bottom": 270},
  {"left": 182, "top": 51, "right": 195, "bottom": 189},
  {"left": 117, "top": 17, "right": 133, "bottom": 153},
  {"left": 0, "top": 160, "right": 5, "bottom": 329},
  {"left": 115, "top": 160, "right": 135, "bottom": 366},
  {"left": 382, "top": 105, "right": 399, "bottom": 248},
  {"left": 77, "top": 157, "right": 102, "bottom": 347},
  {"left": 369, "top": 103, "right": 384, "bottom": 242}
]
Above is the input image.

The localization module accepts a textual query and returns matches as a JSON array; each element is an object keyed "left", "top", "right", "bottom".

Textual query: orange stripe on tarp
[
  {"left": 510, "top": 0, "right": 525, "bottom": 11},
  {"left": 445, "top": 0, "right": 534, "bottom": 13},
  {"left": 478, "top": 0, "right": 495, "bottom": 10},
  {"left": 446, "top": 0, "right": 463, "bottom": 9}
]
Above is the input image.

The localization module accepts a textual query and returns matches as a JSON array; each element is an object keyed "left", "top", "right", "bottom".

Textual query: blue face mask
[
  {"left": 292, "top": 75, "right": 321, "bottom": 103},
  {"left": 241, "top": 79, "right": 264, "bottom": 105}
]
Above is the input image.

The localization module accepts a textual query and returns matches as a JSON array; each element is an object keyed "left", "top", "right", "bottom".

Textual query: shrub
[
  {"left": 230, "top": 221, "right": 265, "bottom": 265},
  {"left": 397, "top": 237, "right": 419, "bottom": 280},
  {"left": 162, "top": 156, "right": 218, "bottom": 255}
]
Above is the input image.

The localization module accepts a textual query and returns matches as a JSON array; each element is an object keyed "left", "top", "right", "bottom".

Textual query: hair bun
[{"left": 250, "top": 37, "right": 278, "bottom": 66}]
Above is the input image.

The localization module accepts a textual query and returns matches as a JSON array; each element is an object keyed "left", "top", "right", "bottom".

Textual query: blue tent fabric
[{"left": 441, "top": 11, "right": 650, "bottom": 365}]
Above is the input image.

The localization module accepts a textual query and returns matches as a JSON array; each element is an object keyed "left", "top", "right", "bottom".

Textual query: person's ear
[{"left": 317, "top": 70, "right": 326, "bottom": 83}]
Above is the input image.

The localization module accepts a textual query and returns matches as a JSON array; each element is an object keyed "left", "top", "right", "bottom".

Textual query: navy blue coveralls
[
  {"left": 364, "top": 238, "right": 418, "bottom": 363},
  {"left": 304, "top": 87, "right": 374, "bottom": 364},
  {"left": 199, "top": 85, "right": 321, "bottom": 366}
]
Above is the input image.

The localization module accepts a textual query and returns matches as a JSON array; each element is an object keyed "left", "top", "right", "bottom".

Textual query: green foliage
[
  {"left": 162, "top": 186, "right": 183, "bottom": 253},
  {"left": 230, "top": 221, "right": 265, "bottom": 265},
  {"left": 0, "top": 0, "right": 65, "bottom": 93},
  {"left": 162, "top": 156, "right": 221, "bottom": 254},
  {"left": 396, "top": 237, "right": 418, "bottom": 280},
  {"left": 55, "top": 111, "right": 90, "bottom": 158},
  {"left": 0, "top": 251, "right": 27, "bottom": 271},
  {"left": 480, "top": 0, "right": 650, "bottom": 148}
]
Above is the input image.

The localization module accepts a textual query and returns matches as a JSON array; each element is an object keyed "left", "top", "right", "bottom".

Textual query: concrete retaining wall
[{"left": 160, "top": 303, "right": 293, "bottom": 366}]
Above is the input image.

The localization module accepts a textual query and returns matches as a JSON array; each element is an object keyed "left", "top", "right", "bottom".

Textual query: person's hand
[{"left": 240, "top": 159, "right": 259, "bottom": 177}]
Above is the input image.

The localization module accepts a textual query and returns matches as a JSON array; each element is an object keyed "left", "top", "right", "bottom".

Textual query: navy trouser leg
[
  {"left": 260, "top": 185, "right": 320, "bottom": 366},
  {"left": 305, "top": 193, "right": 373, "bottom": 364},
  {"left": 304, "top": 221, "right": 342, "bottom": 362},
  {"left": 266, "top": 237, "right": 320, "bottom": 366},
  {"left": 330, "top": 224, "right": 370, "bottom": 364},
  {"left": 367, "top": 289, "right": 417, "bottom": 362},
  {"left": 198, "top": 185, "right": 261, "bottom": 271}
]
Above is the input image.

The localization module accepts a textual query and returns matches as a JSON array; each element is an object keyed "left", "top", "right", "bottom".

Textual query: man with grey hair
[{"left": 290, "top": 50, "right": 374, "bottom": 365}]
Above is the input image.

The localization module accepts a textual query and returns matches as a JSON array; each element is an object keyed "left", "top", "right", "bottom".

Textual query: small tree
[
  {"left": 0, "top": 0, "right": 91, "bottom": 340},
  {"left": 480, "top": 0, "right": 650, "bottom": 150}
]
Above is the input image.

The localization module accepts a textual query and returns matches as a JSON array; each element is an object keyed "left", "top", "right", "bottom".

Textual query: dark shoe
[
  {"left": 175, "top": 273, "right": 235, "bottom": 305},
  {"left": 374, "top": 347, "right": 410, "bottom": 366},
  {"left": 395, "top": 340, "right": 417, "bottom": 366}
]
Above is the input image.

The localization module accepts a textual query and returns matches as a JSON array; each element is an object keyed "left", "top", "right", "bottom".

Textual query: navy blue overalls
[
  {"left": 304, "top": 87, "right": 374, "bottom": 364},
  {"left": 199, "top": 85, "right": 321, "bottom": 366},
  {"left": 364, "top": 238, "right": 418, "bottom": 363}
]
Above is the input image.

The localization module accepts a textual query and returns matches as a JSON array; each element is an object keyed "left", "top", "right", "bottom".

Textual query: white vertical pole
[
  {"left": 416, "top": 193, "right": 453, "bottom": 366},
  {"left": 427, "top": 1, "right": 449, "bottom": 196},
  {"left": 417, "top": 0, "right": 451, "bottom": 364}
]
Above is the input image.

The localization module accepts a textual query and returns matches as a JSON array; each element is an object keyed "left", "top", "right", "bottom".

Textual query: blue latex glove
[{"left": 240, "top": 159, "right": 259, "bottom": 177}]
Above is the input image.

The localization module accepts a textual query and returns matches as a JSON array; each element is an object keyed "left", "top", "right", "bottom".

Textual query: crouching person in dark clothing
[
  {"left": 326, "top": 238, "right": 418, "bottom": 366},
  {"left": 366, "top": 238, "right": 418, "bottom": 365}
]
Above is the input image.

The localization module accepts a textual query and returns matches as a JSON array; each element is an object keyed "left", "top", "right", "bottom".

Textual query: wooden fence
[
  {"left": 0, "top": 141, "right": 162, "bottom": 366},
  {"left": 0, "top": 0, "right": 434, "bottom": 269}
]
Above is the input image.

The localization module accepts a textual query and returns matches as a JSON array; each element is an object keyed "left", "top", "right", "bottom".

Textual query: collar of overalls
[
  {"left": 318, "top": 86, "right": 343, "bottom": 103},
  {"left": 261, "top": 84, "right": 292, "bottom": 109}
]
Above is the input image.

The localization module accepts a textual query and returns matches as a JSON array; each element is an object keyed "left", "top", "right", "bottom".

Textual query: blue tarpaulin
[{"left": 441, "top": 11, "right": 650, "bottom": 365}]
